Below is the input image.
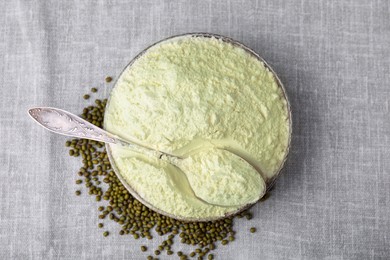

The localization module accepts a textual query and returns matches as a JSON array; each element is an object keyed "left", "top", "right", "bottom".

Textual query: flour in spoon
[{"left": 179, "top": 148, "right": 265, "bottom": 207}]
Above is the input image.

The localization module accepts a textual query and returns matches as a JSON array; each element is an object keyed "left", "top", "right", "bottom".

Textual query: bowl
[{"left": 103, "top": 33, "right": 292, "bottom": 222}]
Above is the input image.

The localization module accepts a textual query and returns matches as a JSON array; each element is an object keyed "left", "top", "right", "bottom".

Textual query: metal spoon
[{"left": 28, "top": 107, "right": 264, "bottom": 207}]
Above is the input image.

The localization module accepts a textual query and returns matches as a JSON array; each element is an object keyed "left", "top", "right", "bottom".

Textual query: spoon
[{"left": 28, "top": 107, "right": 265, "bottom": 207}]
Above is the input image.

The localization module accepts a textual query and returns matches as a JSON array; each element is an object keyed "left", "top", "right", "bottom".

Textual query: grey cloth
[{"left": 1, "top": 0, "right": 389, "bottom": 259}]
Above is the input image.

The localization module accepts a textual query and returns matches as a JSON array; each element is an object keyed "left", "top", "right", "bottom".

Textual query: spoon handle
[{"left": 28, "top": 107, "right": 168, "bottom": 160}]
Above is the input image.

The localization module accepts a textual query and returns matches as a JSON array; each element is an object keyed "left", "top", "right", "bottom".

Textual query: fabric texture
[{"left": 1, "top": 0, "right": 389, "bottom": 259}]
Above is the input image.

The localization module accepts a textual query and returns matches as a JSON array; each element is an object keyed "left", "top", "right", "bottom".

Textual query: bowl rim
[{"left": 103, "top": 32, "right": 292, "bottom": 222}]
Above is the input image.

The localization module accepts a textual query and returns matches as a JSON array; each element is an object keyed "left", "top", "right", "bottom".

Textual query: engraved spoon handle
[{"left": 28, "top": 107, "right": 179, "bottom": 162}]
